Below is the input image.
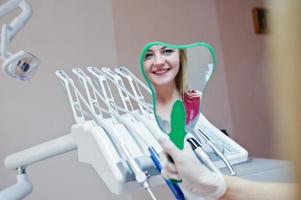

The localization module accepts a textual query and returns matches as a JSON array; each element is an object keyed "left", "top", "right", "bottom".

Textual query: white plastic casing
[{"left": 72, "top": 120, "right": 164, "bottom": 195}]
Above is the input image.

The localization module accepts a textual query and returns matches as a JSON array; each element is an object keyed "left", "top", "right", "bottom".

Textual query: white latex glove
[{"left": 158, "top": 137, "right": 227, "bottom": 200}]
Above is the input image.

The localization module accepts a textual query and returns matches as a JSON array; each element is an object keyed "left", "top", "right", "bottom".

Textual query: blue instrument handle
[{"left": 148, "top": 147, "right": 185, "bottom": 200}]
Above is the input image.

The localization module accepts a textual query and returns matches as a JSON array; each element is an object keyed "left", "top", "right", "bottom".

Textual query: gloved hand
[{"left": 158, "top": 137, "right": 227, "bottom": 200}]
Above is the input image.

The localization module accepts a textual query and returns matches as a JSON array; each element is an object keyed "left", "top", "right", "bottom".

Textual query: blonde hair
[{"left": 175, "top": 49, "right": 188, "bottom": 95}]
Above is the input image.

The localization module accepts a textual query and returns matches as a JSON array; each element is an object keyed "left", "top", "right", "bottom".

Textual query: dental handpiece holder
[
  {"left": 53, "top": 68, "right": 164, "bottom": 196},
  {"left": 71, "top": 119, "right": 163, "bottom": 195}
]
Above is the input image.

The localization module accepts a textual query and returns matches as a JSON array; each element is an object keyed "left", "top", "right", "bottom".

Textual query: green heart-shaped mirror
[{"left": 139, "top": 42, "right": 216, "bottom": 149}]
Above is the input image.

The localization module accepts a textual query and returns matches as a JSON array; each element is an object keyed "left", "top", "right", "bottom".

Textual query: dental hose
[{"left": 146, "top": 186, "right": 157, "bottom": 200}]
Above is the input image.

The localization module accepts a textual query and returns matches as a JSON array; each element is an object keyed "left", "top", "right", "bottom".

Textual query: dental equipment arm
[
  {"left": 95, "top": 67, "right": 162, "bottom": 141},
  {"left": 96, "top": 67, "right": 164, "bottom": 144},
  {"left": 116, "top": 66, "right": 151, "bottom": 94},
  {"left": 112, "top": 67, "right": 163, "bottom": 137},
  {"left": 4, "top": 134, "right": 76, "bottom": 170},
  {"left": 87, "top": 66, "right": 121, "bottom": 115},
  {"left": 101, "top": 67, "right": 135, "bottom": 111},
  {"left": 72, "top": 68, "right": 103, "bottom": 119},
  {"left": 56, "top": 69, "right": 157, "bottom": 200},
  {"left": 99, "top": 67, "right": 153, "bottom": 111},
  {"left": 56, "top": 70, "right": 86, "bottom": 124},
  {"left": 1, "top": 134, "right": 77, "bottom": 200},
  {"left": 0, "top": 0, "right": 40, "bottom": 80},
  {"left": 115, "top": 66, "right": 152, "bottom": 114},
  {"left": 0, "top": 168, "right": 33, "bottom": 200}
]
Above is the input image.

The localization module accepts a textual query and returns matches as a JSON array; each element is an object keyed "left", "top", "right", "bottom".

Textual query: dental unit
[{"left": 0, "top": 66, "right": 248, "bottom": 199}]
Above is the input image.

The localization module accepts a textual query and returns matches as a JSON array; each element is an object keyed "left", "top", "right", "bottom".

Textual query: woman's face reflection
[{"left": 143, "top": 45, "right": 180, "bottom": 88}]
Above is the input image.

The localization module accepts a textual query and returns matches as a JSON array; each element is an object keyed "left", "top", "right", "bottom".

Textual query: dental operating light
[{"left": 0, "top": 0, "right": 40, "bottom": 80}]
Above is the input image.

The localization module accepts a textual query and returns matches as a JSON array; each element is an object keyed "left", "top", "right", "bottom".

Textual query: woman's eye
[
  {"left": 162, "top": 49, "right": 174, "bottom": 55},
  {"left": 144, "top": 52, "right": 153, "bottom": 60}
]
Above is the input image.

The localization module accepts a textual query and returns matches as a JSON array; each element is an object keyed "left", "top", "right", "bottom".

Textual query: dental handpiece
[
  {"left": 187, "top": 138, "right": 222, "bottom": 175},
  {"left": 197, "top": 129, "right": 236, "bottom": 176}
]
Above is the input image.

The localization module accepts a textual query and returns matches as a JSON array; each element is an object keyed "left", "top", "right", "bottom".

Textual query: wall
[
  {"left": 216, "top": 0, "right": 275, "bottom": 157},
  {"left": 0, "top": 0, "right": 124, "bottom": 199}
]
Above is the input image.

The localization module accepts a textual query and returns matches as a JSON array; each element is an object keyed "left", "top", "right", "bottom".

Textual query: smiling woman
[
  {"left": 143, "top": 46, "right": 184, "bottom": 125},
  {"left": 140, "top": 42, "right": 215, "bottom": 136}
]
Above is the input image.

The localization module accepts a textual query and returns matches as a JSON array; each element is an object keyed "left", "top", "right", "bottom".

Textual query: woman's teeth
[{"left": 153, "top": 68, "right": 170, "bottom": 75}]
